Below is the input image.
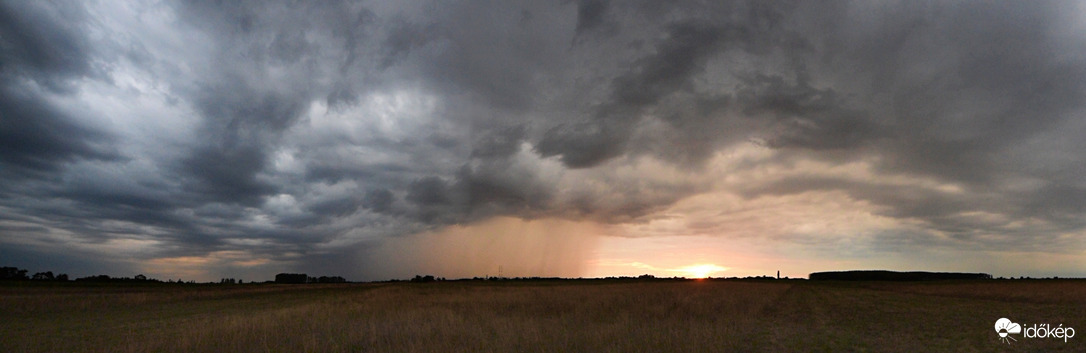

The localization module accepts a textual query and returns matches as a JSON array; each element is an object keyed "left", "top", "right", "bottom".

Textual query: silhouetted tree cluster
[
  {"left": 809, "top": 270, "right": 992, "bottom": 281},
  {"left": 75, "top": 275, "right": 113, "bottom": 282},
  {"left": 74, "top": 274, "right": 161, "bottom": 283},
  {"left": 1, "top": 267, "right": 28, "bottom": 280},
  {"left": 316, "top": 276, "right": 346, "bottom": 283},
  {"left": 273, "top": 273, "right": 348, "bottom": 283},
  {"left": 602, "top": 275, "right": 687, "bottom": 280},
  {"left": 2, "top": 266, "right": 69, "bottom": 281},
  {"left": 220, "top": 278, "right": 239, "bottom": 284},
  {"left": 462, "top": 276, "right": 568, "bottom": 282},
  {"left": 411, "top": 275, "right": 436, "bottom": 283},
  {"left": 275, "top": 273, "right": 308, "bottom": 284}
]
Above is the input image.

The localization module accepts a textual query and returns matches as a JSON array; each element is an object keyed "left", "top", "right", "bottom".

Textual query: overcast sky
[{"left": 2, "top": 0, "right": 1085, "bottom": 281}]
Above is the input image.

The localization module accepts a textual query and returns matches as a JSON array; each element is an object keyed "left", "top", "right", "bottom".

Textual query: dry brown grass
[{"left": 2, "top": 279, "right": 1084, "bottom": 352}]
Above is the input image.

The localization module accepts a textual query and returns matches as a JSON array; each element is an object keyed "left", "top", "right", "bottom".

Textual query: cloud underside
[{"left": 2, "top": 0, "right": 1086, "bottom": 279}]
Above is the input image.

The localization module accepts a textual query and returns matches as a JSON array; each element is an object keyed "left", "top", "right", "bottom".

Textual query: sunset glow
[{"left": 675, "top": 264, "right": 729, "bottom": 279}]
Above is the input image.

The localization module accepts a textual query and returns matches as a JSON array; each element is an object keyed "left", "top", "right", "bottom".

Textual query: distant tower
[{"left": 777, "top": 270, "right": 780, "bottom": 279}]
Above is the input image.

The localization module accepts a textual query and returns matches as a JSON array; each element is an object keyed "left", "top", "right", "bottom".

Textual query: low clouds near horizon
[{"left": 2, "top": 0, "right": 1085, "bottom": 281}]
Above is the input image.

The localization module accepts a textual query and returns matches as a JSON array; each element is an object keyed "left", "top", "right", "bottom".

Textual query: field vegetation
[{"left": 2, "top": 279, "right": 1084, "bottom": 352}]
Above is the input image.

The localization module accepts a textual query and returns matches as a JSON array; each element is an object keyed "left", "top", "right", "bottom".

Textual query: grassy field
[{"left": 2, "top": 279, "right": 1084, "bottom": 352}]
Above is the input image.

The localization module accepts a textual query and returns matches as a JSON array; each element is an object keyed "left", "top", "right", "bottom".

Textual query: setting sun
[{"left": 675, "top": 264, "right": 729, "bottom": 279}]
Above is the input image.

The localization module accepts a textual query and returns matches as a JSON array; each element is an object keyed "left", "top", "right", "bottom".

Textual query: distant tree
[
  {"left": 75, "top": 275, "right": 112, "bottom": 282},
  {"left": 134, "top": 274, "right": 147, "bottom": 281},
  {"left": 275, "top": 273, "right": 308, "bottom": 284},
  {"left": 56, "top": 274, "right": 69, "bottom": 281},
  {"left": 411, "top": 275, "right": 436, "bottom": 283},
  {"left": 316, "top": 276, "right": 346, "bottom": 283},
  {"left": 1, "top": 267, "right": 29, "bottom": 280},
  {"left": 32, "top": 271, "right": 54, "bottom": 281}
]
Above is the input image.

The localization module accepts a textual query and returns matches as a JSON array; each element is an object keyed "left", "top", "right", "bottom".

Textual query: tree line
[
  {"left": 274, "top": 273, "right": 347, "bottom": 284},
  {"left": 2, "top": 266, "right": 346, "bottom": 284},
  {"left": 1, "top": 267, "right": 173, "bottom": 282},
  {"left": 2, "top": 267, "right": 68, "bottom": 281},
  {"left": 809, "top": 270, "right": 993, "bottom": 281}
]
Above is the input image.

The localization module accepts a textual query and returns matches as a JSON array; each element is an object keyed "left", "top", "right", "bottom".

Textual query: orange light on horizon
[{"left": 674, "top": 264, "right": 729, "bottom": 279}]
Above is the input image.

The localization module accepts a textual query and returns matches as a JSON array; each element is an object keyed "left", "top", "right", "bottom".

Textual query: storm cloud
[{"left": 2, "top": 0, "right": 1086, "bottom": 280}]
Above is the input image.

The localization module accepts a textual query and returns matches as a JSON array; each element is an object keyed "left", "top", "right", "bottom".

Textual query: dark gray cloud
[
  {"left": 0, "top": 1, "right": 117, "bottom": 182},
  {"left": 0, "top": 1, "right": 95, "bottom": 91},
  {"left": 2, "top": 0, "right": 1086, "bottom": 280},
  {"left": 180, "top": 144, "right": 276, "bottom": 206},
  {"left": 539, "top": 2, "right": 806, "bottom": 168},
  {"left": 0, "top": 86, "right": 118, "bottom": 179},
  {"left": 362, "top": 189, "right": 394, "bottom": 214},
  {"left": 471, "top": 125, "right": 527, "bottom": 159},
  {"left": 737, "top": 73, "right": 885, "bottom": 151},
  {"left": 573, "top": 0, "right": 610, "bottom": 38}
]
